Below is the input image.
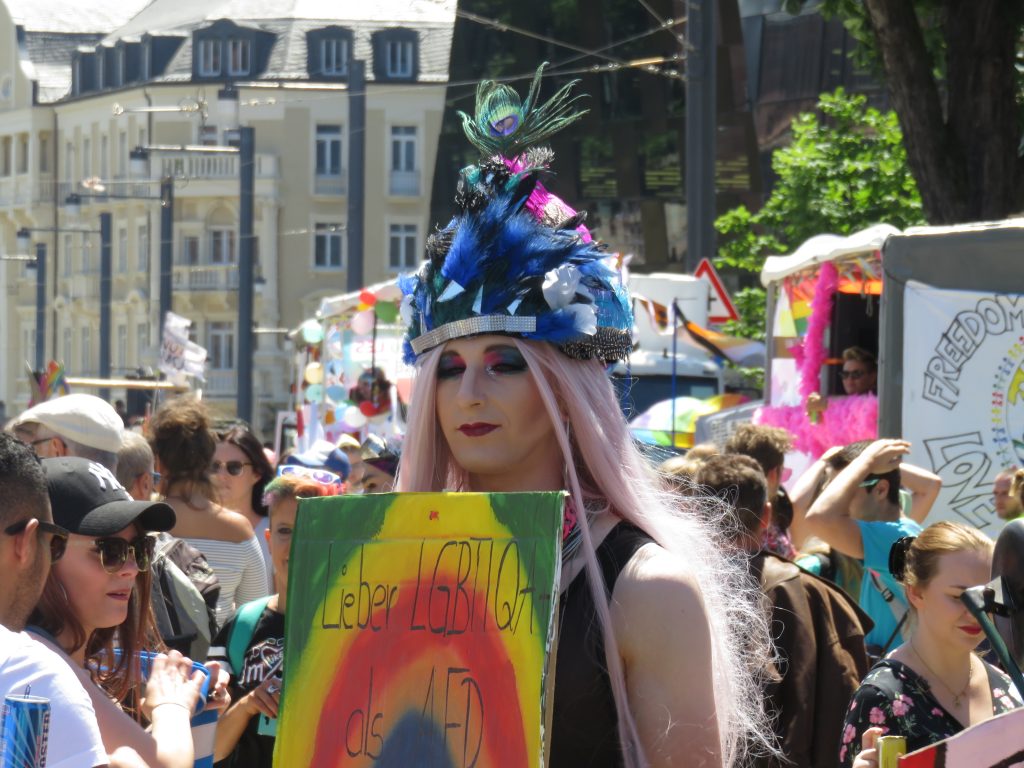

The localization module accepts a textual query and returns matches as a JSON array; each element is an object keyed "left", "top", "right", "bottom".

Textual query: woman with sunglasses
[
  {"left": 150, "top": 397, "right": 269, "bottom": 628},
  {"left": 394, "top": 70, "right": 774, "bottom": 767},
  {"left": 28, "top": 457, "right": 223, "bottom": 768},
  {"left": 213, "top": 424, "right": 275, "bottom": 591}
]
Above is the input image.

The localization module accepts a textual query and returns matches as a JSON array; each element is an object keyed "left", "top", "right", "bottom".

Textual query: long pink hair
[{"left": 398, "top": 338, "right": 775, "bottom": 767}]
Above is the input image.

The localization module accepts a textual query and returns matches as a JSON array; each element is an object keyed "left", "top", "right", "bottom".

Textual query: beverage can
[
  {"left": 877, "top": 734, "right": 907, "bottom": 768},
  {"left": 0, "top": 693, "right": 51, "bottom": 768}
]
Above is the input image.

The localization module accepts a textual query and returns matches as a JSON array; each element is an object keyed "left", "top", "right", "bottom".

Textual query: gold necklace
[{"left": 911, "top": 640, "right": 973, "bottom": 707}]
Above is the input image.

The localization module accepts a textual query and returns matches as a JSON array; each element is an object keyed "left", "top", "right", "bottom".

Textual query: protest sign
[
  {"left": 898, "top": 706, "right": 1024, "bottom": 767},
  {"left": 274, "top": 492, "right": 563, "bottom": 768},
  {"left": 159, "top": 311, "right": 207, "bottom": 382},
  {"left": 902, "top": 282, "right": 1024, "bottom": 530}
]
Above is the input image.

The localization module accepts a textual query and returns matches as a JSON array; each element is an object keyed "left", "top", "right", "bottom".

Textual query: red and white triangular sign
[{"left": 694, "top": 257, "right": 739, "bottom": 324}]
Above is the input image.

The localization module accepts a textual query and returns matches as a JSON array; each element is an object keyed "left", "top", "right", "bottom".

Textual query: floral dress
[{"left": 839, "top": 659, "right": 1022, "bottom": 766}]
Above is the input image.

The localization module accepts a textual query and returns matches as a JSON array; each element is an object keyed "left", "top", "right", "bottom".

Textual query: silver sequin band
[{"left": 410, "top": 315, "right": 538, "bottom": 355}]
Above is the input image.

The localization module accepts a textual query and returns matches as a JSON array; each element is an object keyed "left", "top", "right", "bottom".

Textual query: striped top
[{"left": 182, "top": 535, "right": 270, "bottom": 628}]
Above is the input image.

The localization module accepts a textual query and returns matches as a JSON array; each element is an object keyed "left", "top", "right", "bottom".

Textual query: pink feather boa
[
  {"left": 756, "top": 261, "right": 877, "bottom": 457},
  {"left": 798, "top": 261, "right": 838, "bottom": 400},
  {"left": 755, "top": 394, "right": 878, "bottom": 457}
]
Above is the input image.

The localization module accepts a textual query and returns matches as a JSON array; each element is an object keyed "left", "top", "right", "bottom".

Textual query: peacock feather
[{"left": 458, "top": 62, "right": 588, "bottom": 158}]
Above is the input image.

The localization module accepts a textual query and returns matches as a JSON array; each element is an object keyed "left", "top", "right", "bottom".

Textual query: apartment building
[{"left": 0, "top": 0, "right": 455, "bottom": 432}]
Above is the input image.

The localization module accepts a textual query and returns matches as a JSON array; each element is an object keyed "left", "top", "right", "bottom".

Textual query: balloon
[
  {"left": 300, "top": 319, "right": 324, "bottom": 345},
  {"left": 304, "top": 384, "right": 324, "bottom": 403},
  {"left": 351, "top": 309, "right": 375, "bottom": 336},
  {"left": 343, "top": 405, "right": 367, "bottom": 429},
  {"left": 304, "top": 362, "right": 324, "bottom": 385},
  {"left": 358, "top": 401, "right": 377, "bottom": 417},
  {"left": 325, "top": 385, "right": 346, "bottom": 402},
  {"left": 324, "top": 408, "right": 336, "bottom": 425},
  {"left": 359, "top": 290, "right": 377, "bottom": 307},
  {"left": 374, "top": 301, "right": 399, "bottom": 323}
]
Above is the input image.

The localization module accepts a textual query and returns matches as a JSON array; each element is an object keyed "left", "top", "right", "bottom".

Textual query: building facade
[{"left": 0, "top": 0, "right": 455, "bottom": 433}]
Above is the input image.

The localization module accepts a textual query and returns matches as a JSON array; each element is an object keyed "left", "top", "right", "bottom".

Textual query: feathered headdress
[{"left": 401, "top": 63, "right": 633, "bottom": 364}]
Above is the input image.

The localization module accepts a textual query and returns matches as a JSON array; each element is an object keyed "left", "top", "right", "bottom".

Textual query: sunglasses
[
  {"left": 4, "top": 518, "right": 69, "bottom": 562},
  {"left": 840, "top": 370, "right": 867, "bottom": 380},
  {"left": 71, "top": 534, "right": 156, "bottom": 573},
  {"left": 211, "top": 460, "right": 252, "bottom": 476},
  {"left": 277, "top": 465, "right": 342, "bottom": 487}
]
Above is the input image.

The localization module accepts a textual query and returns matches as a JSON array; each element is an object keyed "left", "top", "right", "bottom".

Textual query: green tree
[
  {"left": 715, "top": 88, "right": 925, "bottom": 341},
  {"left": 783, "top": 1, "right": 1024, "bottom": 224}
]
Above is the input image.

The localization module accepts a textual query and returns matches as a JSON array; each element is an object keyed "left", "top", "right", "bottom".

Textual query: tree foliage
[
  {"left": 782, "top": 0, "right": 1024, "bottom": 224},
  {"left": 714, "top": 89, "right": 925, "bottom": 340}
]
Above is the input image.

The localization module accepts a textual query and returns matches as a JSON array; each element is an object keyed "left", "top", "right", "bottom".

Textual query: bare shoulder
[
  {"left": 611, "top": 543, "right": 709, "bottom": 656},
  {"left": 212, "top": 506, "right": 256, "bottom": 543}
]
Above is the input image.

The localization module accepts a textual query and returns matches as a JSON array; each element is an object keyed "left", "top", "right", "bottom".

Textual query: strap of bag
[
  {"left": 868, "top": 568, "right": 909, "bottom": 654},
  {"left": 227, "top": 596, "right": 273, "bottom": 676}
]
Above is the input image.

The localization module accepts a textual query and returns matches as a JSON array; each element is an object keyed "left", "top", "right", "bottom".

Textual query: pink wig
[{"left": 398, "top": 340, "right": 775, "bottom": 767}]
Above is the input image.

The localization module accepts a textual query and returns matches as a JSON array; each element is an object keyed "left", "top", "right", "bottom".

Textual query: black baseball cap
[{"left": 42, "top": 457, "right": 175, "bottom": 536}]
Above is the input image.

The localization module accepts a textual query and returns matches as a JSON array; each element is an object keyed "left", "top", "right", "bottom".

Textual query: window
[
  {"left": 211, "top": 229, "right": 235, "bottom": 264},
  {"left": 208, "top": 321, "right": 234, "bottom": 369},
  {"left": 63, "top": 234, "right": 72, "bottom": 277},
  {"left": 39, "top": 135, "right": 49, "bottom": 173},
  {"left": 315, "top": 125, "right": 342, "bottom": 176},
  {"left": 80, "top": 326, "right": 91, "bottom": 373},
  {"left": 118, "top": 228, "right": 128, "bottom": 271},
  {"left": 314, "top": 223, "right": 343, "bottom": 269},
  {"left": 65, "top": 142, "right": 73, "bottom": 180},
  {"left": 82, "top": 138, "right": 91, "bottom": 178},
  {"left": 321, "top": 38, "right": 348, "bottom": 75},
  {"left": 117, "top": 324, "right": 127, "bottom": 367},
  {"left": 391, "top": 126, "right": 416, "bottom": 172},
  {"left": 388, "top": 223, "right": 418, "bottom": 269},
  {"left": 223, "top": 129, "right": 240, "bottom": 148},
  {"left": 118, "top": 132, "right": 126, "bottom": 176},
  {"left": 63, "top": 328, "right": 72, "bottom": 366},
  {"left": 17, "top": 135, "right": 28, "bottom": 174},
  {"left": 81, "top": 239, "right": 90, "bottom": 272},
  {"left": 182, "top": 236, "right": 200, "bottom": 265},
  {"left": 137, "top": 323, "right": 149, "bottom": 357},
  {"left": 100, "top": 135, "right": 109, "bottom": 181},
  {"left": 198, "top": 38, "right": 221, "bottom": 76},
  {"left": 137, "top": 224, "right": 149, "bottom": 271},
  {"left": 199, "top": 125, "right": 218, "bottom": 146},
  {"left": 386, "top": 39, "right": 414, "bottom": 77},
  {"left": 228, "top": 39, "right": 250, "bottom": 76},
  {"left": 1, "top": 138, "right": 10, "bottom": 176}
]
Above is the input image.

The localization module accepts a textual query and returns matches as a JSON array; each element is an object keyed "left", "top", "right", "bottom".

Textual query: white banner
[
  {"left": 160, "top": 311, "right": 207, "bottom": 382},
  {"left": 902, "top": 281, "right": 1024, "bottom": 530}
]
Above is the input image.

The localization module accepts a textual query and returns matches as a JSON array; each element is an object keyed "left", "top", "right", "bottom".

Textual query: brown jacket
[{"left": 750, "top": 552, "right": 874, "bottom": 768}]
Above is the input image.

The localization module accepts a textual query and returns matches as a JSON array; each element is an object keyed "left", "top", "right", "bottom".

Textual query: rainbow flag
[
  {"left": 275, "top": 492, "right": 563, "bottom": 767},
  {"left": 27, "top": 361, "right": 70, "bottom": 407}
]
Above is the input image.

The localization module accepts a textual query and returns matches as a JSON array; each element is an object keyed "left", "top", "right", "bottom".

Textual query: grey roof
[
  {"left": 152, "top": 17, "right": 453, "bottom": 84},
  {"left": 5, "top": 0, "right": 153, "bottom": 34},
  {"left": 105, "top": 0, "right": 455, "bottom": 40},
  {"left": 22, "top": 31, "right": 103, "bottom": 101}
]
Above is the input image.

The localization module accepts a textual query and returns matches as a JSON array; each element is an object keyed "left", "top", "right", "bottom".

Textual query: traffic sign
[{"left": 694, "top": 257, "right": 739, "bottom": 324}]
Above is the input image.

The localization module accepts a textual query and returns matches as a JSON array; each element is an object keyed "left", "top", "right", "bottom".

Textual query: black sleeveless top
[{"left": 549, "top": 523, "right": 654, "bottom": 768}]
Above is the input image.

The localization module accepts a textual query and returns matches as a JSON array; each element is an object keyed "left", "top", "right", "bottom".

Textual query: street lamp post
[
  {"left": 16, "top": 223, "right": 109, "bottom": 379},
  {"left": 237, "top": 125, "right": 255, "bottom": 426}
]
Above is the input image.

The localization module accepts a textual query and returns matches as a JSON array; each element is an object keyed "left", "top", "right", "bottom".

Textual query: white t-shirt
[{"left": 0, "top": 624, "right": 107, "bottom": 768}]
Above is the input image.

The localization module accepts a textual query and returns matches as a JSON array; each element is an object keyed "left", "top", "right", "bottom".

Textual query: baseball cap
[
  {"left": 43, "top": 457, "right": 175, "bottom": 536},
  {"left": 14, "top": 394, "right": 124, "bottom": 453}
]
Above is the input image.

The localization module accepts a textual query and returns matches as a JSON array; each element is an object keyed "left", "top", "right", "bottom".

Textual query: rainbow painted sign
[{"left": 274, "top": 492, "right": 564, "bottom": 767}]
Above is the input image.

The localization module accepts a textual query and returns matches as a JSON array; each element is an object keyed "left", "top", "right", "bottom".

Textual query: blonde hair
[
  {"left": 902, "top": 521, "right": 993, "bottom": 597},
  {"left": 398, "top": 339, "right": 775, "bottom": 767}
]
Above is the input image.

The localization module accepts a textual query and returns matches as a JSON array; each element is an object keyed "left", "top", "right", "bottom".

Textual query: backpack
[
  {"left": 150, "top": 533, "right": 221, "bottom": 660},
  {"left": 226, "top": 595, "right": 274, "bottom": 678}
]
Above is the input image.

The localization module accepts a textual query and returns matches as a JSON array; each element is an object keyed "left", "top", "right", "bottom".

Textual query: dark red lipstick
[{"left": 458, "top": 422, "right": 498, "bottom": 437}]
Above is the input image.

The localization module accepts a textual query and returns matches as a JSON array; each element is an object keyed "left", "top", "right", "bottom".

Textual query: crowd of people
[{"left": 3, "top": 64, "right": 1023, "bottom": 768}]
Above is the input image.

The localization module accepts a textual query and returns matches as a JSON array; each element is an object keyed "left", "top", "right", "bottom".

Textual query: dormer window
[
  {"left": 321, "top": 38, "right": 347, "bottom": 76},
  {"left": 228, "top": 38, "right": 250, "bottom": 76},
  {"left": 386, "top": 39, "right": 413, "bottom": 78},
  {"left": 198, "top": 39, "right": 221, "bottom": 76}
]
